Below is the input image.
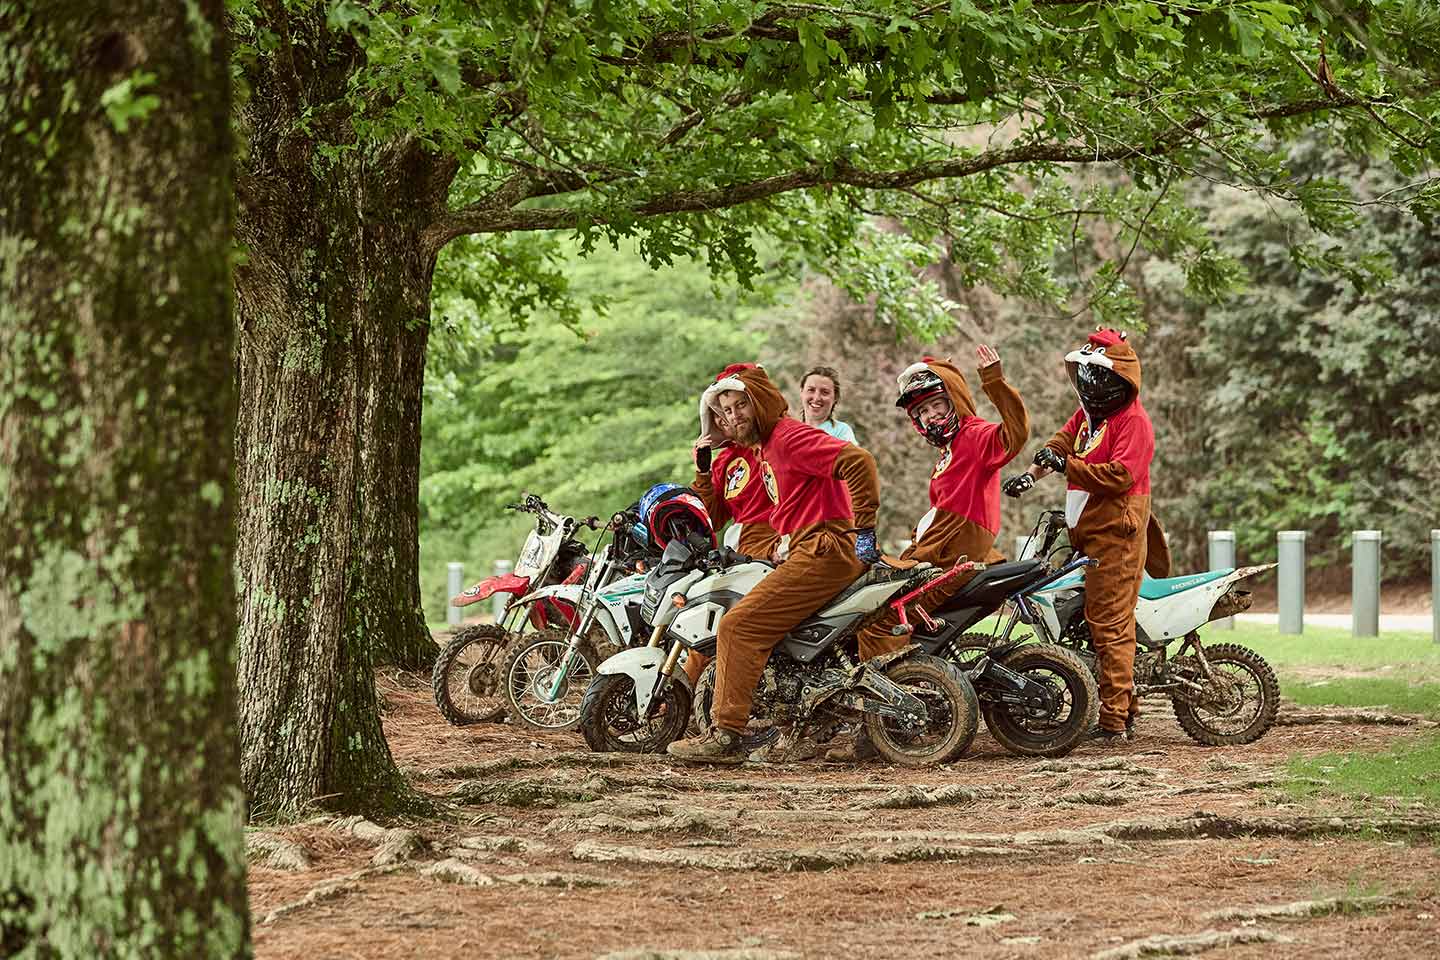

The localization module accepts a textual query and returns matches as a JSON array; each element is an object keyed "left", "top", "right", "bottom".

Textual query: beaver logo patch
[
  {"left": 724, "top": 458, "right": 751, "bottom": 499},
  {"left": 931, "top": 447, "right": 953, "bottom": 479},
  {"left": 760, "top": 460, "right": 779, "bottom": 504},
  {"left": 1075, "top": 422, "right": 1107, "bottom": 458}
]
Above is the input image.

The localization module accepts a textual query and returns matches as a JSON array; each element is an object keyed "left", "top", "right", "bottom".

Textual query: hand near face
[
  {"left": 692, "top": 436, "right": 713, "bottom": 469},
  {"left": 976, "top": 344, "right": 1000, "bottom": 370}
]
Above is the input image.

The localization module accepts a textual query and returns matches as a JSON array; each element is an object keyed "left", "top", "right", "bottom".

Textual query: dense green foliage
[
  {"left": 237, "top": 0, "right": 1440, "bottom": 333},
  {"left": 1184, "top": 163, "right": 1440, "bottom": 576},
  {"left": 420, "top": 238, "right": 778, "bottom": 611}
]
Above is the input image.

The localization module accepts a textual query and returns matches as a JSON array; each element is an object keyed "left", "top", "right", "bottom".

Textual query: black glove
[
  {"left": 1033, "top": 447, "right": 1067, "bottom": 475},
  {"left": 854, "top": 527, "right": 880, "bottom": 565},
  {"left": 1002, "top": 474, "right": 1034, "bottom": 499}
]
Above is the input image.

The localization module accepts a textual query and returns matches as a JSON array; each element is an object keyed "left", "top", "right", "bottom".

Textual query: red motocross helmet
[{"left": 639, "top": 483, "right": 716, "bottom": 551}]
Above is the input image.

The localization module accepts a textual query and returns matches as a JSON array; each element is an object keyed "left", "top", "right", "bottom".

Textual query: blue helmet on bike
[{"left": 637, "top": 482, "right": 715, "bottom": 551}]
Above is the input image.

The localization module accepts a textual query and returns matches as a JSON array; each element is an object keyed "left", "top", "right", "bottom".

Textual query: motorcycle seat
[
  {"left": 822, "top": 563, "right": 916, "bottom": 610},
  {"left": 935, "top": 558, "right": 1047, "bottom": 610},
  {"left": 1139, "top": 568, "right": 1233, "bottom": 600}
]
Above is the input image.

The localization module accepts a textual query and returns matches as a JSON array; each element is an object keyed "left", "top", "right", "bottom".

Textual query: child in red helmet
[{"left": 835, "top": 346, "right": 1028, "bottom": 761}]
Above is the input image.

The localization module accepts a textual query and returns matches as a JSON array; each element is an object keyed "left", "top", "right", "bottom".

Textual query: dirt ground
[{"left": 248, "top": 670, "right": 1440, "bottom": 960}]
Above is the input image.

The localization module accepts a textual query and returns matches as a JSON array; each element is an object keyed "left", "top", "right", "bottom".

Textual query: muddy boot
[
  {"left": 1124, "top": 716, "right": 1138, "bottom": 741},
  {"left": 749, "top": 728, "right": 821, "bottom": 763},
  {"left": 824, "top": 724, "right": 877, "bottom": 763},
  {"left": 1083, "top": 725, "right": 1128, "bottom": 747},
  {"left": 667, "top": 727, "right": 745, "bottom": 765}
]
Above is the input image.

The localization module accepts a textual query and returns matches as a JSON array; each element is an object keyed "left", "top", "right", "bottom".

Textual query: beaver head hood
[
  {"left": 698, "top": 363, "right": 790, "bottom": 442},
  {"left": 1065, "top": 328, "right": 1141, "bottom": 419}
]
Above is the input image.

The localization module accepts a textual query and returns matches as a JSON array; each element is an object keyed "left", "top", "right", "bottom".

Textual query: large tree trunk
[
  {"left": 234, "top": 104, "right": 452, "bottom": 814},
  {"left": 0, "top": 2, "right": 250, "bottom": 954}
]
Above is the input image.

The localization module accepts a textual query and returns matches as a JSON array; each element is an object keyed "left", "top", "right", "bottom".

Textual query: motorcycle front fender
[
  {"left": 451, "top": 573, "right": 531, "bottom": 607},
  {"left": 596, "top": 646, "right": 668, "bottom": 716},
  {"left": 512, "top": 583, "right": 628, "bottom": 646}
]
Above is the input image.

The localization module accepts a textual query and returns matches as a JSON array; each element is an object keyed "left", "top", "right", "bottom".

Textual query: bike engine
[
  {"left": 1132, "top": 651, "right": 1160, "bottom": 686},
  {"left": 754, "top": 658, "right": 807, "bottom": 719}
]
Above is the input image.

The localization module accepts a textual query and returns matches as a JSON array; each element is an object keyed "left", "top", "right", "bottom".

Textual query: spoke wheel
[
  {"left": 502, "top": 630, "right": 598, "bottom": 731},
  {"left": 431, "top": 624, "right": 512, "bottom": 725},
  {"left": 1172, "top": 642, "right": 1279, "bottom": 746}
]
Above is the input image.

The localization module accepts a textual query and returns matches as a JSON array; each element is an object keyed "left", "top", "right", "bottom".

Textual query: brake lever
[{"left": 582, "top": 515, "right": 601, "bottom": 530}]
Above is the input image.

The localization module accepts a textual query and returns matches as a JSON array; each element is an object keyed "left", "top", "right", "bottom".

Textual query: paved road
[{"left": 1235, "top": 612, "right": 1435, "bottom": 632}]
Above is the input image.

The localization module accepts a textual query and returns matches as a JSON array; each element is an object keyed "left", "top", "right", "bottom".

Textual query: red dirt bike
[{"left": 431, "top": 494, "right": 599, "bottom": 725}]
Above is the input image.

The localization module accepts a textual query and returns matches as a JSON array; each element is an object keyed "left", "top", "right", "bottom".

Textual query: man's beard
[{"left": 731, "top": 421, "right": 761, "bottom": 445}]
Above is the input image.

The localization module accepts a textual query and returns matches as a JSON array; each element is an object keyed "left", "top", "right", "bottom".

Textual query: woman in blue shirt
[{"left": 799, "top": 365, "right": 857, "bottom": 443}]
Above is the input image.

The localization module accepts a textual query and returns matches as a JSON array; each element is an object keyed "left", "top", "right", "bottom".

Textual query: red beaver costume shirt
[
  {"left": 692, "top": 443, "right": 780, "bottom": 560},
  {"left": 855, "top": 356, "right": 1029, "bottom": 659},
  {"left": 1043, "top": 328, "right": 1171, "bottom": 733}
]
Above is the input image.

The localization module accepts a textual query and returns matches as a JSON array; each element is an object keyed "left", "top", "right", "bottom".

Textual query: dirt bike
[
  {"left": 577, "top": 536, "right": 982, "bottom": 766},
  {"left": 500, "top": 509, "right": 657, "bottom": 732},
  {"left": 431, "top": 493, "right": 600, "bottom": 725},
  {"left": 688, "top": 544, "right": 1101, "bottom": 758},
  {"left": 954, "top": 510, "right": 1280, "bottom": 746}
]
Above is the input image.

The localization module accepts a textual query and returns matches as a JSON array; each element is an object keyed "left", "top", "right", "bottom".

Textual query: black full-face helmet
[
  {"left": 1075, "top": 361, "right": 1133, "bottom": 419},
  {"left": 896, "top": 368, "right": 959, "bottom": 447}
]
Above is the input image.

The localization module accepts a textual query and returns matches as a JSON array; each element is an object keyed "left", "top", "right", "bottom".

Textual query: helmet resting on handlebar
[{"left": 638, "top": 482, "right": 716, "bottom": 552}]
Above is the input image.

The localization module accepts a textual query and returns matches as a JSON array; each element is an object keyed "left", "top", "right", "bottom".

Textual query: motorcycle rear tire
[
  {"left": 976, "top": 644, "right": 1098, "bottom": 758},
  {"left": 864, "top": 654, "right": 979, "bottom": 766},
  {"left": 431, "top": 624, "right": 512, "bottom": 725},
  {"left": 578, "top": 673, "right": 692, "bottom": 754},
  {"left": 1171, "top": 642, "right": 1280, "bottom": 746}
]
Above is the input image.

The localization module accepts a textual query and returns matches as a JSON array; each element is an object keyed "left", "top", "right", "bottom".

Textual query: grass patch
[
  {"left": 1284, "top": 677, "right": 1440, "bottom": 716},
  {"left": 1206, "top": 622, "right": 1440, "bottom": 673},
  {"left": 1287, "top": 732, "right": 1440, "bottom": 807}
]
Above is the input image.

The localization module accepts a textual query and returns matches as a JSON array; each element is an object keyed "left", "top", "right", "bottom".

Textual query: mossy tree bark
[
  {"left": 233, "top": 39, "right": 455, "bottom": 817},
  {"left": 0, "top": 2, "right": 250, "bottom": 956}
]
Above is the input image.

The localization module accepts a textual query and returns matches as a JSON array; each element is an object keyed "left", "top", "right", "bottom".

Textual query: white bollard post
[
  {"left": 1014, "top": 536, "right": 1036, "bottom": 561},
  {"left": 1277, "top": 531, "right": 1305, "bottom": 635},
  {"left": 491, "top": 559, "right": 513, "bottom": 623},
  {"left": 1431, "top": 530, "right": 1439, "bottom": 646},
  {"left": 1352, "top": 530, "right": 1381, "bottom": 638},
  {"left": 1208, "top": 530, "right": 1236, "bottom": 630},
  {"left": 446, "top": 561, "right": 463, "bottom": 627}
]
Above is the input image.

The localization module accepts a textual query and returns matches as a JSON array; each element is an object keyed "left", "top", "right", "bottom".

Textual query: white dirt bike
[
  {"left": 432, "top": 494, "right": 648, "bottom": 725},
  {"left": 1015, "top": 510, "right": 1281, "bottom": 745},
  {"left": 577, "top": 536, "right": 983, "bottom": 766},
  {"left": 500, "top": 510, "right": 656, "bottom": 732}
]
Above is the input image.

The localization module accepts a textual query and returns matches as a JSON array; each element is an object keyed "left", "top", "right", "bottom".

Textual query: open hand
[{"left": 976, "top": 344, "right": 1000, "bottom": 369}]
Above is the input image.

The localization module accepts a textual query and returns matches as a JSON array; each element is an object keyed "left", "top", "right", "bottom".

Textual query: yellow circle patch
[
  {"left": 1076, "top": 422, "right": 1107, "bottom": 458},
  {"left": 724, "top": 458, "right": 751, "bottom": 499},
  {"left": 760, "top": 460, "right": 779, "bottom": 504}
]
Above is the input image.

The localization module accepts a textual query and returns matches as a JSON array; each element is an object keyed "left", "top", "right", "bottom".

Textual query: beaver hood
[
  {"left": 1065, "top": 327, "right": 1142, "bottom": 397},
  {"left": 895, "top": 356, "right": 977, "bottom": 419},
  {"left": 698, "top": 363, "right": 790, "bottom": 441}
]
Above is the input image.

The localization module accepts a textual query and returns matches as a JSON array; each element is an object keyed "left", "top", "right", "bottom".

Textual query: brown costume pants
[
  {"left": 712, "top": 520, "right": 863, "bottom": 733},
  {"left": 1074, "top": 511, "right": 1150, "bottom": 732}
]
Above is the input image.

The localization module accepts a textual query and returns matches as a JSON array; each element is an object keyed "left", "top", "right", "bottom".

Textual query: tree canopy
[{"left": 238, "top": 0, "right": 1440, "bottom": 330}]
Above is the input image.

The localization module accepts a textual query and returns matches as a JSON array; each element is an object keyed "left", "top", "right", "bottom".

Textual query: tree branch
[{"left": 430, "top": 93, "right": 1375, "bottom": 247}]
